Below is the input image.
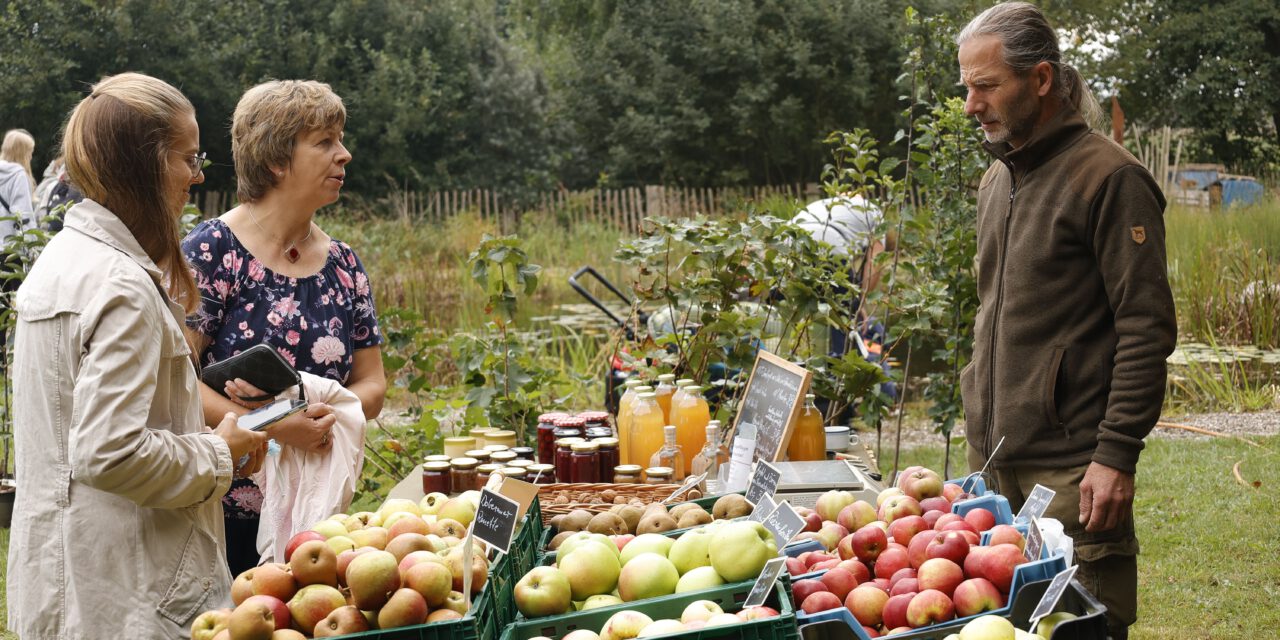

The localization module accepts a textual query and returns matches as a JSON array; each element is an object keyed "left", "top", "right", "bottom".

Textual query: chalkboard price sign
[
  {"left": 761, "top": 500, "right": 806, "bottom": 551},
  {"left": 743, "top": 557, "right": 787, "bottom": 608},
  {"left": 1015, "top": 484, "right": 1056, "bottom": 524},
  {"left": 1027, "top": 565, "right": 1079, "bottom": 634},
  {"left": 728, "top": 351, "right": 812, "bottom": 463},
  {"left": 745, "top": 461, "right": 781, "bottom": 507},
  {"left": 748, "top": 494, "right": 778, "bottom": 523},
  {"left": 1024, "top": 516, "right": 1045, "bottom": 562},
  {"left": 473, "top": 488, "right": 520, "bottom": 555}
]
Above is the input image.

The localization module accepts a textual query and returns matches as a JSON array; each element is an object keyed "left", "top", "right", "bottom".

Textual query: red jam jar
[
  {"left": 554, "top": 437, "right": 584, "bottom": 483},
  {"left": 577, "top": 410, "right": 612, "bottom": 432},
  {"left": 527, "top": 463, "right": 556, "bottom": 484},
  {"left": 570, "top": 441, "right": 601, "bottom": 483},
  {"left": 595, "top": 437, "right": 620, "bottom": 482},
  {"left": 511, "top": 446, "right": 536, "bottom": 461},
  {"left": 421, "top": 461, "right": 452, "bottom": 495},
  {"left": 536, "top": 412, "right": 570, "bottom": 464}
]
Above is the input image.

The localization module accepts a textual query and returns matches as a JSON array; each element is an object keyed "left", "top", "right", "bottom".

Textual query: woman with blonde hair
[
  {"left": 6, "top": 72, "right": 268, "bottom": 640},
  {"left": 1, "top": 129, "right": 36, "bottom": 195},
  {"left": 183, "top": 79, "right": 384, "bottom": 572}
]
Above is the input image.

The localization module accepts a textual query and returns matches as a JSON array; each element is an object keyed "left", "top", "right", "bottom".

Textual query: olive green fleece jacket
[{"left": 960, "top": 107, "right": 1177, "bottom": 475}]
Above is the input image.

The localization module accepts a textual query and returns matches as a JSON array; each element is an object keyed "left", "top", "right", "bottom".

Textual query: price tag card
[
  {"left": 663, "top": 473, "right": 707, "bottom": 504},
  {"left": 748, "top": 494, "right": 778, "bottom": 523},
  {"left": 1015, "top": 484, "right": 1056, "bottom": 524},
  {"left": 743, "top": 557, "right": 787, "bottom": 608},
  {"left": 761, "top": 500, "right": 806, "bottom": 551},
  {"left": 1024, "top": 516, "right": 1045, "bottom": 562},
  {"left": 725, "top": 434, "right": 756, "bottom": 492},
  {"left": 473, "top": 488, "right": 520, "bottom": 555},
  {"left": 745, "top": 461, "right": 781, "bottom": 507},
  {"left": 1027, "top": 565, "right": 1079, "bottom": 633}
]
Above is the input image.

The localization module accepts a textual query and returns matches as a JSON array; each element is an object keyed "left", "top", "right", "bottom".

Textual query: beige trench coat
[{"left": 6, "top": 200, "right": 234, "bottom": 640}]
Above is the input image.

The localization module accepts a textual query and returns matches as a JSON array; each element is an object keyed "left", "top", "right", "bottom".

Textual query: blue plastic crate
[
  {"left": 950, "top": 493, "right": 1014, "bottom": 525},
  {"left": 945, "top": 474, "right": 990, "bottom": 496}
]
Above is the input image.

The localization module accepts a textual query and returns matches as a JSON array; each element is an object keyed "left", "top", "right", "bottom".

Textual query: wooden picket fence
[{"left": 193, "top": 184, "right": 814, "bottom": 233}]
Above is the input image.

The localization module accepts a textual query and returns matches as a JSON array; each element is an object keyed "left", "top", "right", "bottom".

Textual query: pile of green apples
[
  {"left": 524, "top": 600, "right": 781, "bottom": 640},
  {"left": 190, "top": 492, "right": 494, "bottom": 640},
  {"left": 514, "top": 519, "right": 777, "bottom": 618},
  {"left": 943, "top": 612, "right": 1079, "bottom": 640}
]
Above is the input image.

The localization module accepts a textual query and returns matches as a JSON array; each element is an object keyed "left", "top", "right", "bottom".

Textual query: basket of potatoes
[
  {"left": 542, "top": 492, "right": 755, "bottom": 553},
  {"left": 536, "top": 482, "right": 695, "bottom": 523}
]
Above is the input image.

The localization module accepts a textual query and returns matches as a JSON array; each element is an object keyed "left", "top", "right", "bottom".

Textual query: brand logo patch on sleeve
[{"left": 1131, "top": 226, "right": 1146, "bottom": 245}]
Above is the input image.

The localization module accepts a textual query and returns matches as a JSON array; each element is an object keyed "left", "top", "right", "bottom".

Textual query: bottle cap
[
  {"left": 676, "top": 378, "right": 695, "bottom": 387},
  {"left": 664, "top": 425, "right": 677, "bottom": 437},
  {"left": 637, "top": 392, "right": 657, "bottom": 399},
  {"left": 657, "top": 373, "right": 677, "bottom": 382},
  {"left": 805, "top": 393, "right": 816, "bottom": 400}
]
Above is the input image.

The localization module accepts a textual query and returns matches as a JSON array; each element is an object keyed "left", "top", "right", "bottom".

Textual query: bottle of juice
[
  {"left": 670, "top": 385, "right": 710, "bottom": 475},
  {"left": 628, "top": 392, "right": 665, "bottom": 468},
  {"left": 690, "top": 424, "right": 721, "bottom": 491},
  {"left": 653, "top": 373, "right": 678, "bottom": 423},
  {"left": 615, "top": 379, "right": 643, "bottom": 468},
  {"left": 649, "top": 425, "right": 685, "bottom": 481},
  {"left": 787, "top": 393, "right": 825, "bottom": 461}
]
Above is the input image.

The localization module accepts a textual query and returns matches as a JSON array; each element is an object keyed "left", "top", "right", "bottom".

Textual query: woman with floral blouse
[{"left": 182, "top": 80, "right": 386, "bottom": 575}]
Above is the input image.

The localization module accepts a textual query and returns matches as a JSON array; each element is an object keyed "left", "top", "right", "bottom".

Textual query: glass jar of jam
[
  {"left": 425, "top": 454, "right": 452, "bottom": 464},
  {"left": 468, "top": 428, "right": 495, "bottom": 449},
  {"left": 537, "top": 413, "right": 570, "bottom": 464},
  {"left": 584, "top": 427, "right": 614, "bottom": 441},
  {"left": 498, "top": 466, "right": 527, "bottom": 482},
  {"left": 553, "top": 416, "right": 586, "bottom": 440},
  {"left": 527, "top": 463, "right": 556, "bottom": 484},
  {"left": 487, "top": 429, "right": 518, "bottom": 449},
  {"left": 570, "top": 441, "right": 601, "bottom": 483},
  {"left": 511, "top": 446, "right": 536, "bottom": 461},
  {"left": 483, "top": 444, "right": 510, "bottom": 454},
  {"left": 577, "top": 410, "right": 612, "bottom": 431},
  {"left": 421, "top": 461, "right": 452, "bottom": 495},
  {"left": 595, "top": 437, "right": 620, "bottom": 482},
  {"left": 465, "top": 449, "right": 492, "bottom": 465},
  {"left": 443, "top": 437, "right": 475, "bottom": 459},
  {"left": 613, "top": 464, "right": 643, "bottom": 484},
  {"left": 507, "top": 459, "right": 534, "bottom": 470},
  {"left": 644, "top": 466, "right": 675, "bottom": 485},
  {"left": 490, "top": 450, "right": 518, "bottom": 466},
  {"left": 449, "top": 457, "right": 479, "bottom": 494},
  {"left": 476, "top": 463, "right": 502, "bottom": 490},
  {"left": 555, "top": 437, "right": 584, "bottom": 483}
]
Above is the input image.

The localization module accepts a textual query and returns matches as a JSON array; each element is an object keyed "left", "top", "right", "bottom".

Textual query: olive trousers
[{"left": 968, "top": 447, "right": 1138, "bottom": 640}]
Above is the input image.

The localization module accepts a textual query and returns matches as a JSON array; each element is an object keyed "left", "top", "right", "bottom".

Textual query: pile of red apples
[{"left": 787, "top": 466, "right": 1030, "bottom": 638}]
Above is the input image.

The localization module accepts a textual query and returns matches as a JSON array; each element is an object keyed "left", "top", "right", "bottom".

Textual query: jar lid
[
  {"left": 476, "top": 463, "right": 503, "bottom": 473},
  {"left": 465, "top": 449, "right": 491, "bottom": 459},
  {"left": 443, "top": 436, "right": 476, "bottom": 444},
  {"left": 554, "top": 416, "right": 587, "bottom": 428},
  {"left": 676, "top": 378, "right": 695, "bottom": 387},
  {"left": 594, "top": 437, "right": 620, "bottom": 448},
  {"left": 556, "top": 437, "right": 586, "bottom": 447},
  {"left": 449, "top": 457, "right": 480, "bottom": 468},
  {"left": 613, "top": 464, "right": 643, "bottom": 473},
  {"left": 645, "top": 466, "right": 674, "bottom": 477},
  {"left": 423, "top": 461, "right": 452, "bottom": 472},
  {"left": 538, "top": 412, "right": 571, "bottom": 423},
  {"left": 491, "top": 451, "right": 518, "bottom": 462},
  {"left": 637, "top": 392, "right": 656, "bottom": 399},
  {"left": 507, "top": 459, "right": 534, "bottom": 469},
  {"left": 576, "top": 410, "right": 611, "bottom": 422},
  {"left": 528, "top": 463, "right": 555, "bottom": 473},
  {"left": 657, "top": 373, "right": 677, "bottom": 382},
  {"left": 498, "top": 467, "right": 527, "bottom": 477},
  {"left": 624, "top": 379, "right": 644, "bottom": 387},
  {"left": 488, "top": 429, "right": 517, "bottom": 438},
  {"left": 425, "top": 454, "right": 453, "bottom": 462},
  {"left": 571, "top": 441, "right": 600, "bottom": 452},
  {"left": 484, "top": 444, "right": 510, "bottom": 452},
  {"left": 511, "top": 446, "right": 536, "bottom": 456}
]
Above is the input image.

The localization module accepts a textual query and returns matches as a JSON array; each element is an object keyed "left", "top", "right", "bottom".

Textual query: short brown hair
[
  {"left": 63, "top": 72, "right": 199, "bottom": 312},
  {"left": 231, "top": 80, "right": 346, "bottom": 202}
]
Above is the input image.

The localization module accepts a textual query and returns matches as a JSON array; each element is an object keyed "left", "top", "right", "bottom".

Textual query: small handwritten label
[
  {"left": 473, "top": 488, "right": 520, "bottom": 555},
  {"left": 1024, "top": 517, "right": 1045, "bottom": 562},
  {"left": 1016, "top": 484, "right": 1056, "bottom": 524},
  {"left": 743, "top": 557, "right": 787, "bottom": 608},
  {"left": 749, "top": 494, "right": 778, "bottom": 523},
  {"left": 725, "top": 434, "right": 756, "bottom": 492},
  {"left": 761, "top": 501, "right": 805, "bottom": 551},
  {"left": 745, "top": 461, "right": 781, "bottom": 507},
  {"left": 1027, "top": 565, "right": 1080, "bottom": 634}
]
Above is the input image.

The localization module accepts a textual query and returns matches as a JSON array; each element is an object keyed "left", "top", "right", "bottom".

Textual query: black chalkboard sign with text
[
  {"left": 473, "top": 488, "right": 520, "bottom": 555},
  {"left": 728, "top": 351, "right": 812, "bottom": 463}
]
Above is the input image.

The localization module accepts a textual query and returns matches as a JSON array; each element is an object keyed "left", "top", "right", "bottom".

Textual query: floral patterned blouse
[{"left": 182, "top": 218, "right": 382, "bottom": 519}]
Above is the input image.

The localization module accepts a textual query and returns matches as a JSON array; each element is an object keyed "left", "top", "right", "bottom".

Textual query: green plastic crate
[
  {"left": 500, "top": 575, "right": 799, "bottom": 640},
  {"left": 537, "top": 491, "right": 743, "bottom": 559}
]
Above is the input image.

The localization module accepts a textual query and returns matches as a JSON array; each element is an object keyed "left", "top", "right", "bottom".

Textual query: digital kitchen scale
[{"left": 771, "top": 457, "right": 885, "bottom": 509}]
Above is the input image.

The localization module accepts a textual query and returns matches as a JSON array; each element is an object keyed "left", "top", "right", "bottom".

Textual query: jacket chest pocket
[{"left": 158, "top": 325, "right": 199, "bottom": 432}]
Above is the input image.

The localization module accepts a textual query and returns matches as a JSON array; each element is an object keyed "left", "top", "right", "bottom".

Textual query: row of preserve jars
[{"left": 421, "top": 447, "right": 553, "bottom": 495}]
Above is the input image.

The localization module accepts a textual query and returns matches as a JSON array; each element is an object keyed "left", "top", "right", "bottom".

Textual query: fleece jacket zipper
[{"left": 985, "top": 164, "right": 1017, "bottom": 463}]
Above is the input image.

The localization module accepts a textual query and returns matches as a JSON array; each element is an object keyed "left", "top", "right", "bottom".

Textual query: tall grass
[{"left": 1165, "top": 199, "right": 1280, "bottom": 348}]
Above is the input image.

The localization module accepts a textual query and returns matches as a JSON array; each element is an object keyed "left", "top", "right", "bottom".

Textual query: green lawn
[{"left": 1, "top": 435, "right": 1276, "bottom": 639}]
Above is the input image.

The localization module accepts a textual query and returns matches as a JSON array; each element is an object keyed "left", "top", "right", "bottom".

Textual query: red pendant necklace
[{"left": 247, "top": 207, "right": 313, "bottom": 263}]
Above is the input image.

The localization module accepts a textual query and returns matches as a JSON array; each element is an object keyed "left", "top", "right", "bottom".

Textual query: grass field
[{"left": 1, "top": 434, "right": 1275, "bottom": 639}]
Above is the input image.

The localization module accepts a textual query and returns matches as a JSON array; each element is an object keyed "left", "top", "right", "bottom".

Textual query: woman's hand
[
  {"left": 267, "top": 403, "right": 338, "bottom": 453},
  {"left": 213, "top": 412, "right": 269, "bottom": 477},
  {"left": 223, "top": 378, "right": 275, "bottom": 410}
]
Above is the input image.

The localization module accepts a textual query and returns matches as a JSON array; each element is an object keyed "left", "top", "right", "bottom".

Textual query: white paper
[{"left": 725, "top": 435, "right": 755, "bottom": 492}]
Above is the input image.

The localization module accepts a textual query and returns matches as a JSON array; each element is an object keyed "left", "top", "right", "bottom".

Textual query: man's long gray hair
[{"left": 957, "top": 2, "right": 1103, "bottom": 128}]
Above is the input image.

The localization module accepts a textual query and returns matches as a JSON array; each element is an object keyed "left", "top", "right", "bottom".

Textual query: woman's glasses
[{"left": 173, "top": 150, "right": 208, "bottom": 178}]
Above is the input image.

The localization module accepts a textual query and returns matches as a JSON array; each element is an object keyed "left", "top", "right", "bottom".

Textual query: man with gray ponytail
[{"left": 956, "top": 4, "right": 1176, "bottom": 637}]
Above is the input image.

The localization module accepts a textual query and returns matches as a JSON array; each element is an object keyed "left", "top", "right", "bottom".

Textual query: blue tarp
[{"left": 1221, "top": 177, "right": 1266, "bottom": 208}]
